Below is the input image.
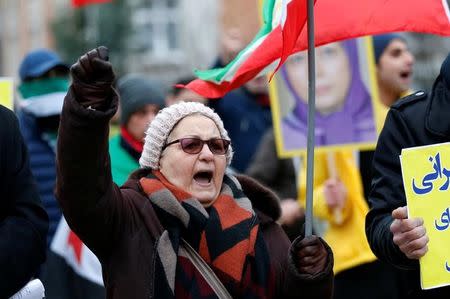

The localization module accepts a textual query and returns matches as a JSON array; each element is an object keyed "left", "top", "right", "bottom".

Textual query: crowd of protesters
[{"left": 2, "top": 28, "right": 450, "bottom": 299}]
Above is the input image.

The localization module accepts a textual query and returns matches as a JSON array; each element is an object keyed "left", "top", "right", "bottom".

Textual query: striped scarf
[{"left": 139, "top": 171, "right": 274, "bottom": 299}]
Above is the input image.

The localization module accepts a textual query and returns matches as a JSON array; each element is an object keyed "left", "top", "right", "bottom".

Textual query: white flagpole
[{"left": 304, "top": 0, "right": 316, "bottom": 237}]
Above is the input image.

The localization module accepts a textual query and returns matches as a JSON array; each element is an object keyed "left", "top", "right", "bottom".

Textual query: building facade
[{"left": 0, "top": 0, "right": 448, "bottom": 92}]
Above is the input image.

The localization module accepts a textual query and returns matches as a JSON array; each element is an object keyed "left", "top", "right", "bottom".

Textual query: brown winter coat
[{"left": 55, "top": 88, "right": 333, "bottom": 299}]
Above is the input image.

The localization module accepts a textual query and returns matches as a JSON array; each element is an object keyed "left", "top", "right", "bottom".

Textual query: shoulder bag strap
[{"left": 181, "top": 239, "right": 233, "bottom": 299}]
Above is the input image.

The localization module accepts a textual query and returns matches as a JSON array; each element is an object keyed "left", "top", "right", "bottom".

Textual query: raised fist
[
  {"left": 70, "top": 46, "right": 116, "bottom": 109},
  {"left": 71, "top": 46, "right": 114, "bottom": 85}
]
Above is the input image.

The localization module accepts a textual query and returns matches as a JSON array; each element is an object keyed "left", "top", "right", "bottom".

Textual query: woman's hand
[
  {"left": 70, "top": 46, "right": 116, "bottom": 109},
  {"left": 279, "top": 198, "right": 304, "bottom": 226},
  {"left": 390, "top": 206, "right": 429, "bottom": 259},
  {"left": 296, "top": 235, "right": 328, "bottom": 275},
  {"left": 323, "top": 178, "right": 347, "bottom": 210}
]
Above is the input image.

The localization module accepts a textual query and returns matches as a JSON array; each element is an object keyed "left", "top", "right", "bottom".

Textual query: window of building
[{"left": 129, "top": 0, "right": 182, "bottom": 62}]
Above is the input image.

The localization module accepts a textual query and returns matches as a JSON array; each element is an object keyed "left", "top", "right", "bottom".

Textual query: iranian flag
[
  {"left": 185, "top": 0, "right": 450, "bottom": 98},
  {"left": 72, "top": 0, "right": 112, "bottom": 8}
]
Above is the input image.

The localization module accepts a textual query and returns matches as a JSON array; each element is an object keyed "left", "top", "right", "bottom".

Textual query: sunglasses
[{"left": 163, "top": 137, "right": 230, "bottom": 155}]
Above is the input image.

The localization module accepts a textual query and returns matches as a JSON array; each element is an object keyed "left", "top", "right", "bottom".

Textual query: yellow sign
[
  {"left": 400, "top": 142, "right": 450, "bottom": 290},
  {"left": 0, "top": 78, "right": 14, "bottom": 110}
]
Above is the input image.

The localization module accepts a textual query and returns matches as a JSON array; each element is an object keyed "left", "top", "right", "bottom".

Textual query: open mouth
[
  {"left": 400, "top": 70, "right": 411, "bottom": 80},
  {"left": 193, "top": 171, "right": 213, "bottom": 185}
]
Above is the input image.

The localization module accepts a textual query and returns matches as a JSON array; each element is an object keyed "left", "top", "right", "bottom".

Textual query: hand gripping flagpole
[{"left": 304, "top": 0, "right": 316, "bottom": 237}]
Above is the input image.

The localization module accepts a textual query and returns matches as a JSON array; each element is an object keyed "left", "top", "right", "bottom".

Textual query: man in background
[
  {"left": 374, "top": 33, "right": 415, "bottom": 108},
  {"left": 366, "top": 49, "right": 450, "bottom": 299},
  {"left": 360, "top": 34, "right": 415, "bottom": 198},
  {"left": 209, "top": 29, "right": 272, "bottom": 173},
  {"left": 356, "top": 33, "right": 415, "bottom": 299}
]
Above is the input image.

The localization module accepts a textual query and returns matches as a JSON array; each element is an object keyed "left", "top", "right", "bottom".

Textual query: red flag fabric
[
  {"left": 186, "top": 0, "right": 450, "bottom": 98},
  {"left": 273, "top": 0, "right": 312, "bottom": 78},
  {"left": 293, "top": 0, "right": 450, "bottom": 51},
  {"left": 72, "top": 0, "right": 112, "bottom": 8}
]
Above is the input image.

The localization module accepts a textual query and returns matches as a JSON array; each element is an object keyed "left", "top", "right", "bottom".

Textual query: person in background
[
  {"left": 111, "top": 74, "right": 166, "bottom": 185},
  {"left": 366, "top": 52, "right": 450, "bottom": 299},
  {"left": 248, "top": 133, "right": 401, "bottom": 299},
  {"left": 165, "top": 76, "right": 208, "bottom": 107},
  {"left": 212, "top": 27, "right": 246, "bottom": 69},
  {"left": 16, "top": 48, "right": 69, "bottom": 247},
  {"left": 373, "top": 34, "right": 414, "bottom": 109},
  {"left": 211, "top": 75, "right": 272, "bottom": 173},
  {"left": 296, "top": 150, "right": 403, "bottom": 299},
  {"left": 208, "top": 29, "right": 272, "bottom": 173},
  {"left": 246, "top": 128, "right": 303, "bottom": 241},
  {"left": 360, "top": 33, "right": 415, "bottom": 199},
  {"left": 0, "top": 104, "right": 48, "bottom": 298},
  {"left": 55, "top": 46, "right": 334, "bottom": 298}
]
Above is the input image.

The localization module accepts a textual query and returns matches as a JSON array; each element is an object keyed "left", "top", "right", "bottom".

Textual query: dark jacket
[
  {"left": 246, "top": 129, "right": 297, "bottom": 200},
  {"left": 210, "top": 87, "right": 272, "bottom": 173},
  {"left": 246, "top": 129, "right": 303, "bottom": 241},
  {"left": 18, "top": 110, "right": 61, "bottom": 246},
  {"left": 56, "top": 88, "right": 333, "bottom": 299},
  {"left": 0, "top": 105, "right": 49, "bottom": 298},
  {"left": 366, "top": 76, "right": 450, "bottom": 298}
]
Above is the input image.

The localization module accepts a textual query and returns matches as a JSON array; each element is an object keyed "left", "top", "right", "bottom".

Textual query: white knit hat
[{"left": 139, "top": 101, "right": 233, "bottom": 169}]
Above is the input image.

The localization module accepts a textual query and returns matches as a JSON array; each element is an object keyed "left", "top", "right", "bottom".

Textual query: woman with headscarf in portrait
[
  {"left": 278, "top": 40, "right": 395, "bottom": 299},
  {"left": 55, "top": 47, "right": 334, "bottom": 299},
  {"left": 280, "top": 39, "right": 376, "bottom": 150}
]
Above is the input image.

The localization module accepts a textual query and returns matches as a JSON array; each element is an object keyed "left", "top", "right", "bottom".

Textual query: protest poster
[
  {"left": 400, "top": 142, "right": 450, "bottom": 290},
  {"left": 0, "top": 78, "right": 14, "bottom": 110},
  {"left": 270, "top": 37, "right": 385, "bottom": 157}
]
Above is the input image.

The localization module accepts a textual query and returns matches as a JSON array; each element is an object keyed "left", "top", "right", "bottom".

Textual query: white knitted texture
[{"left": 139, "top": 101, "right": 233, "bottom": 169}]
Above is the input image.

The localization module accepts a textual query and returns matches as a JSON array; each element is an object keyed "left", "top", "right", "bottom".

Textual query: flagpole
[{"left": 305, "top": 0, "right": 316, "bottom": 237}]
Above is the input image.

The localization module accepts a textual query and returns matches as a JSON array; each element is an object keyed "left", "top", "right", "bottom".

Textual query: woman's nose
[
  {"left": 316, "top": 60, "right": 325, "bottom": 77},
  {"left": 198, "top": 143, "right": 214, "bottom": 161}
]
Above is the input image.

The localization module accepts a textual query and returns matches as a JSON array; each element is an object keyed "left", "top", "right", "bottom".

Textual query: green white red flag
[{"left": 185, "top": 0, "right": 450, "bottom": 98}]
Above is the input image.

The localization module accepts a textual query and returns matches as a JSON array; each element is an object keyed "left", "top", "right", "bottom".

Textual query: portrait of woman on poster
[{"left": 280, "top": 39, "right": 376, "bottom": 151}]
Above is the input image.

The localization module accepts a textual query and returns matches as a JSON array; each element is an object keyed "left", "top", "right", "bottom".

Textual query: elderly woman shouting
[{"left": 56, "top": 47, "right": 334, "bottom": 299}]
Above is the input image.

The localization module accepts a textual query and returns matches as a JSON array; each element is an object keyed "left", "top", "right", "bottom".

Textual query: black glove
[
  {"left": 70, "top": 46, "right": 115, "bottom": 110},
  {"left": 295, "top": 235, "right": 328, "bottom": 275}
]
